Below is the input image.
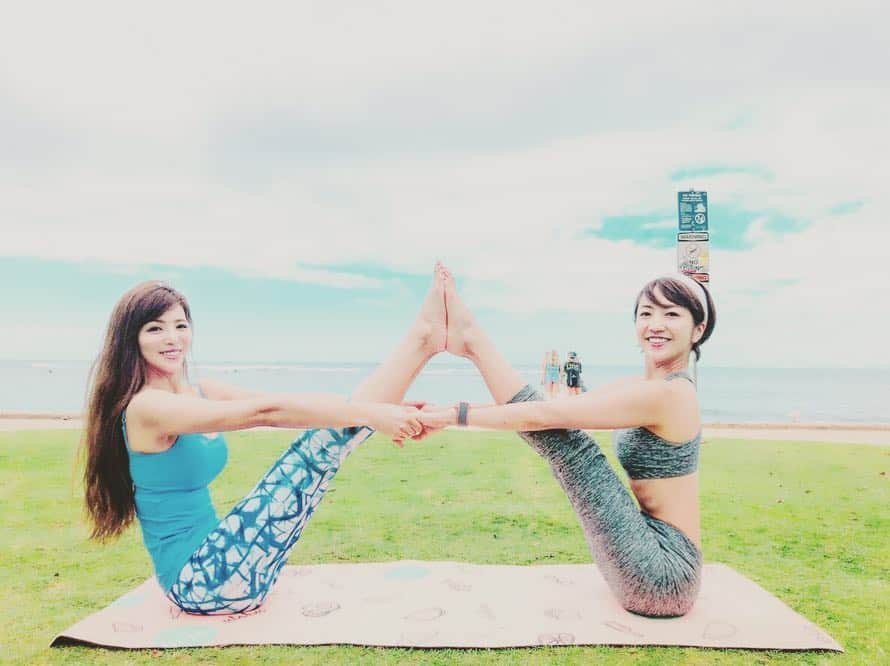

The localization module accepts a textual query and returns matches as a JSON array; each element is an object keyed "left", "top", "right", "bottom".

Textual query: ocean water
[{"left": 2, "top": 360, "right": 888, "bottom": 424}]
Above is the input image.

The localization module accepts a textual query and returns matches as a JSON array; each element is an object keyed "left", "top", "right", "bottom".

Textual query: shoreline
[{"left": 2, "top": 413, "right": 889, "bottom": 445}]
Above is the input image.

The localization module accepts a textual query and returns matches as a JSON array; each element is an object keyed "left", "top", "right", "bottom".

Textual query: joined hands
[{"left": 374, "top": 401, "right": 459, "bottom": 447}]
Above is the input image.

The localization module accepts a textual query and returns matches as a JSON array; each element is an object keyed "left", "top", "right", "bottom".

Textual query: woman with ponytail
[{"left": 420, "top": 268, "right": 716, "bottom": 617}]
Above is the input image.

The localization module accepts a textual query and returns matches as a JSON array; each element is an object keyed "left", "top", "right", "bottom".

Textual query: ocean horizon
[{"left": 2, "top": 359, "right": 888, "bottom": 425}]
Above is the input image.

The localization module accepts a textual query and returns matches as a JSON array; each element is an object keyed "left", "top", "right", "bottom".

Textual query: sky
[{"left": 2, "top": 1, "right": 888, "bottom": 368}]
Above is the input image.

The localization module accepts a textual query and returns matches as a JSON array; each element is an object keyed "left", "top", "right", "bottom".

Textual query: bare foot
[
  {"left": 411, "top": 262, "right": 447, "bottom": 355},
  {"left": 442, "top": 265, "right": 480, "bottom": 358}
]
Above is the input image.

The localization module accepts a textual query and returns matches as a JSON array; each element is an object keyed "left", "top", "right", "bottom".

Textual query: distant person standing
[
  {"left": 540, "top": 350, "right": 562, "bottom": 400},
  {"left": 564, "top": 351, "right": 583, "bottom": 395}
]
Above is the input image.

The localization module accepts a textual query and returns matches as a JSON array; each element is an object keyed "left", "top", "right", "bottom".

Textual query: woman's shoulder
[
  {"left": 609, "top": 375, "right": 646, "bottom": 389},
  {"left": 618, "top": 375, "right": 695, "bottom": 413},
  {"left": 196, "top": 379, "right": 266, "bottom": 401},
  {"left": 195, "top": 378, "right": 230, "bottom": 399},
  {"left": 659, "top": 376, "right": 700, "bottom": 437},
  {"left": 663, "top": 374, "right": 697, "bottom": 399},
  {"left": 127, "top": 385, "right": 201, "bottom": 418},
  {"left": 126, "top": 388, "right": 156, "bottom": 413},
  {"left": 623, "top": 373, "right": 695, "bottom": 395},
  {"left": 124, "top": 389, "right": 159, "bottom": 425}
]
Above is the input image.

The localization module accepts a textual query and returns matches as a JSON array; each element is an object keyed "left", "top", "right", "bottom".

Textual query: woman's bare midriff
[{"left": 629, "top": 474, "right": 701, "bottom": 548}]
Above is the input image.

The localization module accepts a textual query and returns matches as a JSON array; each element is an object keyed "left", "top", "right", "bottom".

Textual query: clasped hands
[{"left": 373, "top": 401, "right": 460, "bottom": 447}]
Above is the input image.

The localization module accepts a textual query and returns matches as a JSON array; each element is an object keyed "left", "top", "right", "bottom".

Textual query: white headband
[{"left": 662, "top": 272, "right": 709, "bottom": 325}]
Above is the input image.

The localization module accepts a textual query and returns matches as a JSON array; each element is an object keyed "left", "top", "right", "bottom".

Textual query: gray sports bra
[{"left": 612, "top": 372, "right": 700, "bottom": 480}]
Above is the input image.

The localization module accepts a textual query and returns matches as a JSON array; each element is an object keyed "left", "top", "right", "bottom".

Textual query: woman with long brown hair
[{"left": 83, "top": 265, "right": 448, "bottom": 614}]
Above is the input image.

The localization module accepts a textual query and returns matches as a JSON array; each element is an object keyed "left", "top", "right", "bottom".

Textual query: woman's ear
[{"left": 692, "top": 322, "right": 706, "bottom": 344}]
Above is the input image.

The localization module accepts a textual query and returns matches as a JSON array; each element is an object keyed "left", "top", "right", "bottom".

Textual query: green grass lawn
[{"left": 1, "top": 428, "right": 887, "bottom": 664}]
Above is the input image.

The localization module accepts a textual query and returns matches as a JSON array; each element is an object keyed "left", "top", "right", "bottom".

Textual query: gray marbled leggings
[{"left": 510, "top": 385, "right": 702, "bottom": 617}]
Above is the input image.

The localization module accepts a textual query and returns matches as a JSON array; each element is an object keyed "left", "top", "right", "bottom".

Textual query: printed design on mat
[
  {"left": 702, "top": 620, "right": 738, "bottom": 639},
  {"left": 285, "top": 567, "right": 313, "bottom": 577},
  {"left": 385, "top": 564, "right": 431, "bottom": 581},
  {"left": 538, "top": 632, "right": 576, "bottom": 646},
  {"left": 476, "top": 603, "right": 496, "bottom": 621},
  {"left": 154, "top": 626, "right": 220, "bottom": 647},
  {"left": 603, "top": 620, "right": 644, "bottom": 638},
  {"left": 301, "top": 601, "right": 341, "bottom": 618},
  {"left": 166, "top": 426, "right": 372, "bottom": 614},
  {"left": 404, "top": 607, "right": 445, "bottom": 622},
  {"left": 111, "top": 622, "right": 143, "bottom": 633},
  {"left": 801, "top": 623, "right": 836, "bottom": 646},
  {"left": 545, "top": 608, "right": 582, "bottom": 621},
  {"left": 400, "top": 630, "right": 441, "bottom": 644},
  {"left": 543, "top": 574, "right": 574, "bottom": 586},
  {"left": 442, "top": 578, "right": 472, "bottom": 592}
]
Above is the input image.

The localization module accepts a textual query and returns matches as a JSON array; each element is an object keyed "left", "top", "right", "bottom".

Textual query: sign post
[
  {"left": 677, "top": 190, "right": 711, "bottom": 383},
  {"left": 677, "top": 190, "right": 710, "bottom": 283}
]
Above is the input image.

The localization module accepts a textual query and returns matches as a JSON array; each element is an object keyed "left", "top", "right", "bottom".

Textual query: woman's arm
[
  {"left": 197, "top": 378, "right": 266, "bottom": 401},
  {"left": 422, "top": 378, "right": 674, "bottom": 432},
  {"left": 127, "top": 389, "right": 419, "bottom": 440}
]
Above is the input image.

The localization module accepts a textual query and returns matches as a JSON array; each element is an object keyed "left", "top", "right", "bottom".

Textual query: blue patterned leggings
[{"left": 166, "top": 426, "right": 373, "bottom": 614}]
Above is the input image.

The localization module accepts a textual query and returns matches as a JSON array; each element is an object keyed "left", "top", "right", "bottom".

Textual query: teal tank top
[{"left": 122, "top": 396, "right": 228, "bottom": 592}]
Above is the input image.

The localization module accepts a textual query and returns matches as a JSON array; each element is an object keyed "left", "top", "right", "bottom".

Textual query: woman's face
[
  {"left": 137, "top": 304, "right": 192, "bottom": 377},
  {"left": 635, "top": 288, "right": 704, "bottom": 363}
]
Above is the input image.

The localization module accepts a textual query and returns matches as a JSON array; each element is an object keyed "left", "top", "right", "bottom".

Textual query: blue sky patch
[
  {"left": 829, "top": 200, "right": 863, "bottom": 215},
  {"left": 762, "top": 215, "right": 808, "bottom": 235},
  {"left": 0, "top": 257, "right": 386, "bottom": 315},
  {"left": 0, "top": 257, "right": 444, "bottom": 362},
  {"left": 725, "top": 114, "right": 752, "bottom": 130},
  {"left": 585, "top": 204, "right": 810, "bottom": 251},
  {"left": 589, "top": 215, "right": 675, "bottom": 248},
  {"left": 670, "top": 165, "right": 772, "bottom": 181}
]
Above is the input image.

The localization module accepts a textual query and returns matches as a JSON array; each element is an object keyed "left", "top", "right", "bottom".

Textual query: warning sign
[
  {"left": 677, "top": 191, "right": 710, "bottom": 282},
  {"left": 677, "top": 240, "right": 709, "bottom": 277},
  {"left": 678, "top": 232, "right": 709, "bottom": 242},
  {"left": 678, "top": 191, "right": 708, "bottom": 232}
]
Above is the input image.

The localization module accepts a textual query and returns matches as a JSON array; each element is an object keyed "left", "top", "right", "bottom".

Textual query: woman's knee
[
  {"left": 619, "top": 563, "right": 701, "bottom": 617},
  {"left": 622, "top": 595, "right": 696, "bottom": 618},
  {"left": 508, "top": 384, "right": 543, "bottom": 405},
  {"left": 170, "top": 592, "right": 264, "bottom": 616}
]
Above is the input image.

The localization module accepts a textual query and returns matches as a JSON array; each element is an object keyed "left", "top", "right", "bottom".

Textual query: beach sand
[
  {"left": 700, "top": 423, "right": 890, "bottom": 446},
  {"left": 2, "top": 413, "right": 889, "bottom": 445}
]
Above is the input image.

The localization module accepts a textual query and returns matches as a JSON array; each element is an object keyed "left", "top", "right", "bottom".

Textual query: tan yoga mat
[{"left": 52, "top": 561, "right": 842, "bottom": 651}]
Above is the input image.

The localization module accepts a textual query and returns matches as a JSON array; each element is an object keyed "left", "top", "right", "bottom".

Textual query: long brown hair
[{"left": 82, "top": 281, "right": 191, "bottom": 540}]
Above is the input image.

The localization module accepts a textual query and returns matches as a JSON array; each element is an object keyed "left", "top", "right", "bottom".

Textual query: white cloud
[{"left": 1, "top": 1, "right": 889, "bottom": 366}]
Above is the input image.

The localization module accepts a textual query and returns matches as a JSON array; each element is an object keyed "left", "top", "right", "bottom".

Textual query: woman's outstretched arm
[
  {"left": 420, "top": 378, "right": 675, "bottom": 432},
  {"left": 127, "top": 389, "right": 421, "bottom": 445}
]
